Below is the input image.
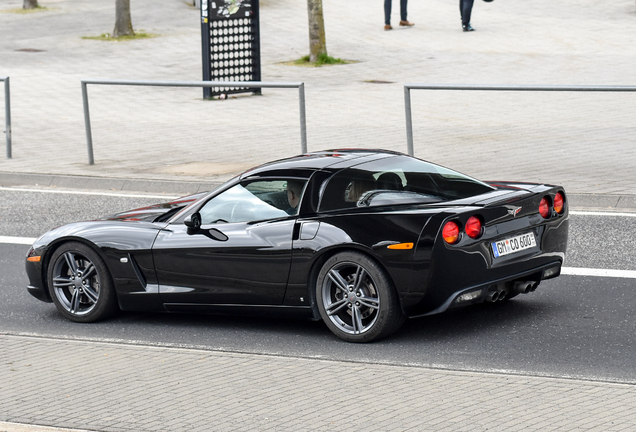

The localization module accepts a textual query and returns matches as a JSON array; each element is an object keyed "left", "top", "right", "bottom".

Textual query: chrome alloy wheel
[
  {"left": 321, "top": 261, "right": 380, "bottom": 335},
  {"left": 51, "top": 250, "right": 101, "bottom": 317}
]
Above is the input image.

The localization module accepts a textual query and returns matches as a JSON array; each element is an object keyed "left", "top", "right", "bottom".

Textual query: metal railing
[
  {"left": 404, "top": 84, "right": 636, "bottom": 156},
  {"left": 1, "top": 77, "right": 11, "bottom": 159},
  {"left": 82, "top": 79, "right": 307, "bottom": 165}
]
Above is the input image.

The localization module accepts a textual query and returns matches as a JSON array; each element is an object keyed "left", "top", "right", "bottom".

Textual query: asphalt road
[{"left": 1, "top": 188, "right": 635, "bottom": 384}]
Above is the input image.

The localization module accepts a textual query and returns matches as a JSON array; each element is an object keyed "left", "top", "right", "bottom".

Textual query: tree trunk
[
  {"left": 307, "top": 0, "right": 327, "bottom": 62},
  {"left": 23, "top": 0, "right": 39, "bottom": 9},
  {"left": 113, "top": 0, "right": 134, "bottom": 38}
]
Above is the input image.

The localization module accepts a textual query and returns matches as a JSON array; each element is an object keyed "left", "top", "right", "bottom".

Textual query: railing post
[
  {"left": 81, "top": 79, "right": 306, "bottom": 164},
  {"left": 81, "top": 81, "right": 95, "bottom": 165},
  {"left": 404, "top": 85, "right": 414, "bottom": 156},
  {"left": 3, "top": 77, "right": 10, "bottom": 159},
  {"left": 299, "top": 82, "right": 307, "bottom": 154},
  {"left": 404, "top": 84, "right": 636, "bottom": 158}
]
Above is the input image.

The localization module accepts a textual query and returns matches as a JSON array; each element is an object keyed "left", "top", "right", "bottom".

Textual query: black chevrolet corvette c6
[{"left": 25, "top": 149, "right": 568, "bottom": 342}]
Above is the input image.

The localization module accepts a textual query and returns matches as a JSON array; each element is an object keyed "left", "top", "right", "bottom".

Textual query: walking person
[
  {"left": 459, "top": 0, "right": 475, "bottom": 31},
  {"left": 384, "top": 0, "right": 414, "bottom": 31}
]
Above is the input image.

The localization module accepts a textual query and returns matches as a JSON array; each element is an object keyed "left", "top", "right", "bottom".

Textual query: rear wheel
[
  {"left": 316, "top": 251, "right": 405, "bottom": 343},
  {"left": 47, "top": 242, "right": 118, "bottom": 323}
]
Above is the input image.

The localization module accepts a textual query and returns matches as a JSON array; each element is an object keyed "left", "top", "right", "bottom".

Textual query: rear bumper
[{"left": 408, "top": 260, "right": 562, "bottom": 318}]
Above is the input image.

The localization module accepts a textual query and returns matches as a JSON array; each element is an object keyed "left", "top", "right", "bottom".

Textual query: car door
[{"left": 152, "top": 179, "right": 306, "bottom": 307}]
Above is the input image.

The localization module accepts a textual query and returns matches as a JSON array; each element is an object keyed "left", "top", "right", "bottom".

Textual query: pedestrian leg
[
  {"left": 384, "top": 0, "right": 393, "bottom": 29},
  {"left": 460, "top": 0, "right": 475, "bottom": 31},
  {"left": 399, "top": 0, "right": 414, "bottom": 27}
]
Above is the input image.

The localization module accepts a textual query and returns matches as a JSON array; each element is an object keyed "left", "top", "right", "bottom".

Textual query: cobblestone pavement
[
  {"left": 2, "top": 1, "right": 636, "bottom": 431},
  {"left": 1, "top": 335, "right": 635, "bottom": 432}
]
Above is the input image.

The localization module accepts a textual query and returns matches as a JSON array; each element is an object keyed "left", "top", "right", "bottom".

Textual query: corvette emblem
[{"left": 507, "top": 206, "right": 522, "bottom": 217}]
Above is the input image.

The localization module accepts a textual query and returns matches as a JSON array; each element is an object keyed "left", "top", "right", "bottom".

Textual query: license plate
[{"left": 492, "top": 232, "right": 536, "bottom": 258}]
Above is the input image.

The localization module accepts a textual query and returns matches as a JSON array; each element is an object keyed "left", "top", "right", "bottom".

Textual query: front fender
[{"left": 27, "top": 221, "right": 166, "bottom": 309}]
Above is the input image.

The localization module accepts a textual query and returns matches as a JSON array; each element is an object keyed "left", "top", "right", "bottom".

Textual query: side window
[
  {"left": 320, "top": 170, "right": 377, "bottom": 211},
  {"left": 199, "top": 179, "right": 306, "bottom": 224},
  {"left": 320, "top": 168, "right": 441, "bottom": 212},
  {"left": 319, "top": 155, "right": 495, "bottom": 212}
]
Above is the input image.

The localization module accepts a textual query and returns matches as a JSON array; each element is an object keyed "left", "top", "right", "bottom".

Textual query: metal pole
[
  {"left": 404, "top": 85, "right": 414, "bottom": 156},
  {"left": 81, "top": 81, "right": 95, "bottom": 165},
  {"left": 200, "top": 0, "right": 212, "bottom": 99},
  {"left": 404, "top": 83, "right": 636, "bottom": 92},
  {"left": 4, "top": 78, "right": 11, "bottom": 159},
  {"left": 81, "top": 79, "right": 306, "bottom": 164},
  {"left": 299, "top": 83, "right": 307, "bottom": 154},
  {"left": 403, "top": 83, "right": 636, "bottom": 157}
]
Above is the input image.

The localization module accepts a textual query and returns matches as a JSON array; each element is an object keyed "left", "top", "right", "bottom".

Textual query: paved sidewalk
[
  {"left": 1, "top": 334, "right": 635, "bottom": 432},
  {"left": 1, "top": 0, "right": 636, "bottom": 194}
]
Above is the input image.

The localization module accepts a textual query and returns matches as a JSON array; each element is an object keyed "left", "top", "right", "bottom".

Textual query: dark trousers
[
  {"left": 460, "top": 0, "right": 474, "bottom": 25},
  {"left": 384, "top": 0, "right": 408, "bottom": 25}
]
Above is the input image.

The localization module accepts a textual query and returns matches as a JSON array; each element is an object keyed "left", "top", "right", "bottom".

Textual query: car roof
[{"left": 240, "top": 149, "right": 404, "bottom": 179}]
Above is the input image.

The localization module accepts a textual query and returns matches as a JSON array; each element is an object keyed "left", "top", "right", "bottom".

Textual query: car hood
[{"left": 100, "top": 192, "right": 205, "bottom": 222}]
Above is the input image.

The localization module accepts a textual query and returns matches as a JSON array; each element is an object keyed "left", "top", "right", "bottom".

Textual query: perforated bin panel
[{"left": 201, "top": 0, "right": 262, "bottom": 98}]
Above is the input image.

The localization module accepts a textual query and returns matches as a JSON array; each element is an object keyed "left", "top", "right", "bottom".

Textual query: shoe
[
  {"left": 462, "top": 23, "right": 475, "bottom": 32},
  {"left": 399, "top": 20, "right": 414, "bottom": 27},
  {"left": 384, "top": 24, "right": 393, "bottom": 31}
]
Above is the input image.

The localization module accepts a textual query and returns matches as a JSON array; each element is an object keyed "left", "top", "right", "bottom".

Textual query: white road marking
[
  {"left": 570, "top": 210, "right": 636, "bottom": 217},
  {"left": 0, "top": 236, "right": 37, "bottom": 245},
  {"left": 561, "top": 267, "right": 636, "bottom": 279},
  {"left": 0, "top": 186, "right": 179, "bottom": 200}
]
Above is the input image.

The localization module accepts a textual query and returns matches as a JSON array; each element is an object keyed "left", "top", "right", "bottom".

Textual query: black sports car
[{"left": 25, "top": 149, "right": 568, "bottom": 342}]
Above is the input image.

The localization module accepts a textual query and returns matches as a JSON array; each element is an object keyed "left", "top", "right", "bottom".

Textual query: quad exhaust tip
[
  {"left": 486, "top": 290, "right": 500, "bottom": 302},
  {"left": 513, "top": 281, "right": 538, "bottom": 294},
  {"left": 485, "top": 281, "right": 538, "bottom": 302}
]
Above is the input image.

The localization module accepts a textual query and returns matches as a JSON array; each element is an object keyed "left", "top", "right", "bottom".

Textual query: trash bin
[{"left": 201, "top": 0, "right": 262, "bottom": 98}]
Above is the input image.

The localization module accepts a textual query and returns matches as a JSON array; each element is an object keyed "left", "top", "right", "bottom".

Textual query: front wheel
[
  {"left": 47, "top": 242, "right": 118, "bottom": 323},
  {"left": 316, "top": 251, "right": 405, "bottom": 343}
]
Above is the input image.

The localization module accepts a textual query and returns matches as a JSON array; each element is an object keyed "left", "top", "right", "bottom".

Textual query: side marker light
[
  {"left": 27, "top": 256, "right": 41, "bottom": 262},
  {"left": 387, "top": 243, "right": 414, "bottom": 250}
]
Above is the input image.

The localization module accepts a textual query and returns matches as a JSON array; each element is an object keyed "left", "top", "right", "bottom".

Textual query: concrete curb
[{"left": 0, "top": 172, "right": 223, "bottom": 196}]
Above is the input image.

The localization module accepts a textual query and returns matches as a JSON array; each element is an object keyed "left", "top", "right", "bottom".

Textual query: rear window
[{"left": 319, "top": 155, "right": 494, "bottom": 212}]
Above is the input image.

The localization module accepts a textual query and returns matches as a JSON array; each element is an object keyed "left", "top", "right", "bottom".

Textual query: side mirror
[{"left": 184, "top": 213, "right": 202, "bottom": 231}]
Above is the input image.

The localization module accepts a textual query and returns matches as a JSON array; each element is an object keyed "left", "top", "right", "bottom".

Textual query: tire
[
  {"left": 316, "top": 251, "right": 405, "bottom": 343},
  {"left": 47, "top": 242, "right": 118, "bottom": 323}
]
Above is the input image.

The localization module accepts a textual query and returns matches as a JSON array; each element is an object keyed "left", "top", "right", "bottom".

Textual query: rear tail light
[
  {"left": 554, "top": 192, "right": 564, "bottom": 214},
  {"left": 442, "top": 221, "right": 460, "bottom": 244},
  {"left": 465, "top": 216, "right": 483, "bottom": 239},
  {"left": 539, "top": 197, "right": 550, "bottom": 218}
]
